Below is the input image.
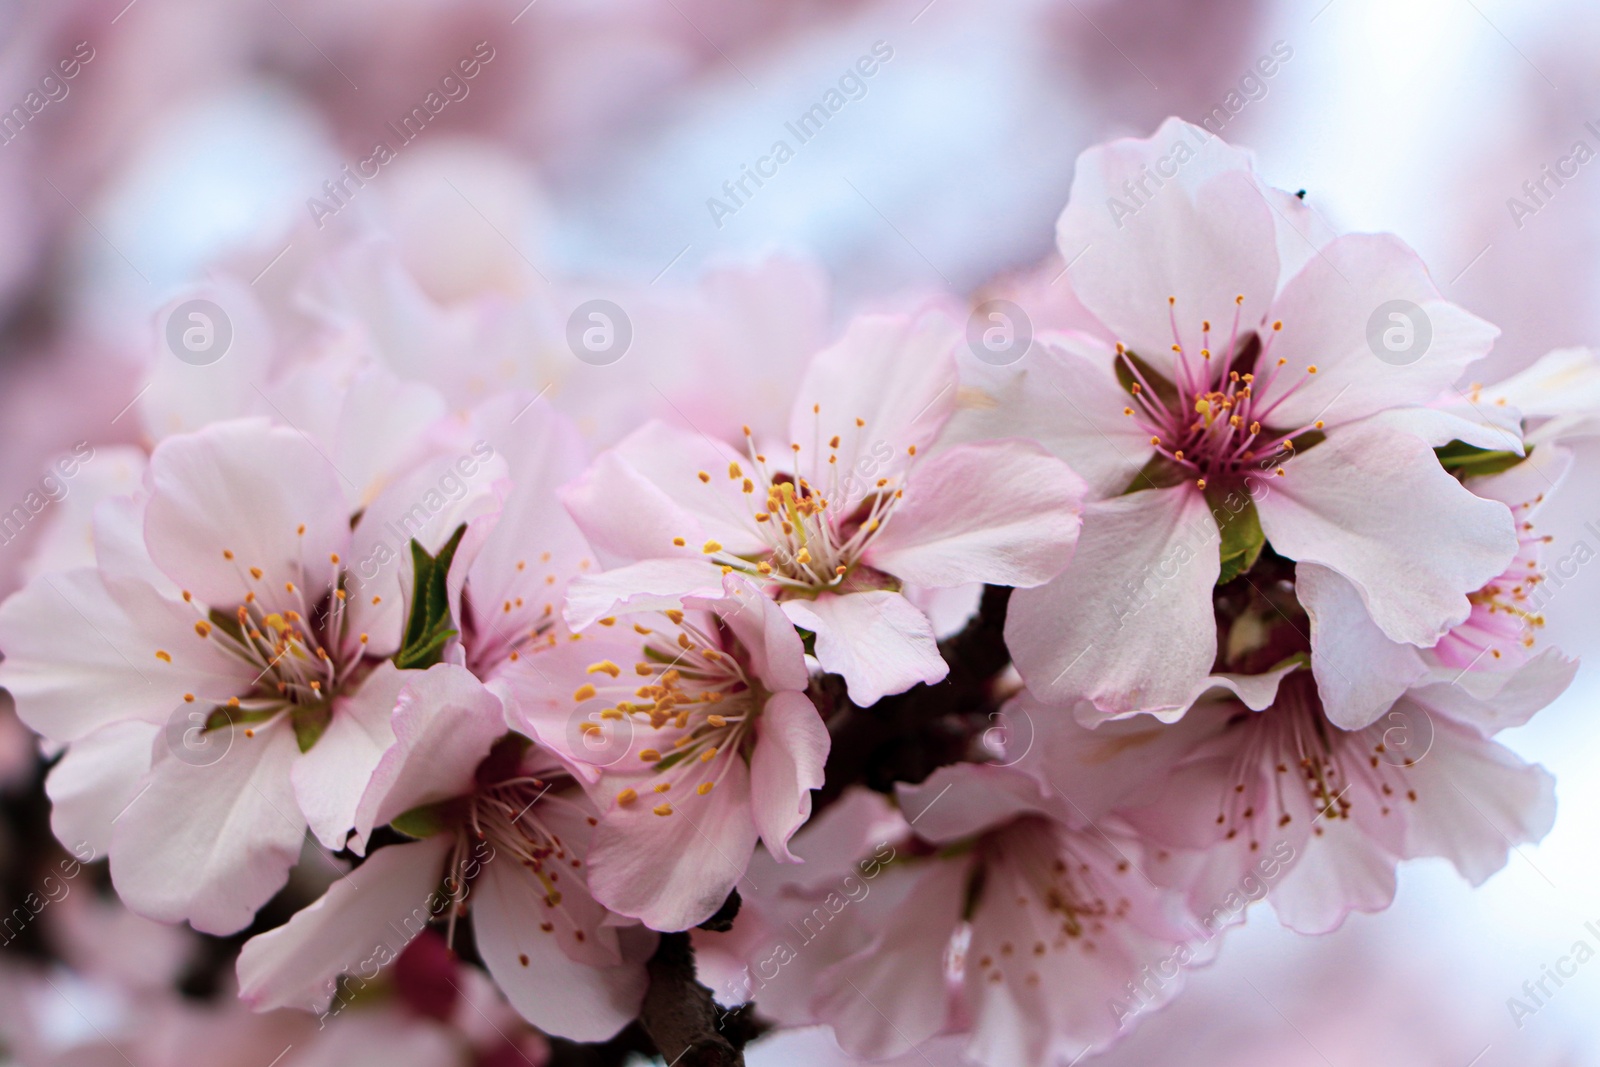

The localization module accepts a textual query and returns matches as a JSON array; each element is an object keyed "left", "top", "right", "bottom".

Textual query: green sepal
[
  {"left": 1207, "top": 483, "right": 1266, "bottom": 586},
  {"left": 391, "top": 802, "right": 450, "bottom": 840},
  {"left": 202, "top": 706, "right": 276, "bottom": 732},
  {"left": 1436, "top": 440, "right": 1527, "bottom": 478},
  {"left": 291, "top": 703, "right": 333, "bottom": 753},
  {"left": 1121, "top": 452, "right": 1191, "bottom": 495},
  {"left": 394, "top": 524, "right": 468, "bottom": 671}
]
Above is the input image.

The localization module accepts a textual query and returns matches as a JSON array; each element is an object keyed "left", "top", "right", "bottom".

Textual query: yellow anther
[
  {"left": 249, "top": 567, "right": 263, "bottom": 580},
  {"left": 617, "top": 788, "right": 638, "bottom": 806},
  {"left": 155, "top": 650, "right": 171, "bottom": 663},
  {"left": 653, "top": 803, "right": 673, "bottom": 816},
  {"left": 573, "top": 683, "right": 598, "bottom": 702},
  {"left": 707, "top": 714, "right": 727, "bottom": 727},
  {"left": 639, "top": 748, "right": 662, "bottom": 762},
  {"left": 194, "top": 620, "right": 212, "bottom": 637},
  {"left": 697, "top": 782, "right": 715, "bottom": 796},
  {"left": 728, "top": 462, "right": 742, "bottom": 479},
  {"left": 587, "top": 661, "right": 622, "bottom": 678},
  {"left": 698, "top": 471, "right": 711, "bottom": 483},
  {"left": 703, "top": 540, "right": 722, "bottom": 554}
]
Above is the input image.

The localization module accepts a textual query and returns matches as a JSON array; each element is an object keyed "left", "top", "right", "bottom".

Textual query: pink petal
[
  {"left": 1055, "top": 117, "right": 1279, "bottom": 376},
  {"left": 688, "top": 574, "right": 809, "bottom": 693},
  {"left": 1265, "top": 234, "right": 1500, "bottom": 430},
  {"left": 814, "top": 856, "right": 967, "bottom": 1060},
  {"left": 587, "top": 756, "right": 758, "bottom": 932},
  {"left": 1396, "top": 706, "right": 1555, "bottom": 885},
  {"left": 0, "top": 568, "right": 250, "bottom": 743},
  {"left": 109, "top": 715, "right": 305, "bottom": 935},
  {"left": 291, "top": 662, "right": 409, "bottom": 852},
  {"left": 143, "top": 419, "right": 350, "bottom": 618},
  {"left": 472, "top": 840, "right": 650, "bottom": 1041},
  {"left": 563, "top": 558, "right": 724, "bottom": 633},
  {"left": 1007, "top": 486, "right": 1218, "bottom": 721},
  {"left": 946, "top": 333, "right": 1155, "bottom": 499},
  {"left": 788, "top": 313, "right": 960, "bottom": 483},
  {"left": 1410, "top": 648, "right": 1577, "bottom": 735},
  {"left": 894, "top": 761, "right": 1057, "bottom": 845},
  {"left": 236, "top": 834, "right": 453, "bottom": 1011},
  {"left": 351, "top": 664, "right": 506, "bottom": 854},
  {"left": 748, "top": 691, "right": 830, "bottom": 862},
  {"left": 561, "top": 422, "right": 760, "bottom": 569},
  {"left": 864, "top": 441, "right": 1086, "bottom": 589},
  {"left": 781, "top": 591, "right": 947, "bottom": 707},
  {"left": 1256, "top": 421, "right": 1517, "bottom": 647},
  {"left": 45, "top": 720, "right": 158, "bottom": 857},
  {"left": 1296, "top": 562, "right": 1426, "bottom": 730}
]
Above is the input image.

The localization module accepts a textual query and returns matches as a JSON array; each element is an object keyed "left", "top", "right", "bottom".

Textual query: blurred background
[{"left": 2, "top": 0, "right": 1599, "bottom": 1063}]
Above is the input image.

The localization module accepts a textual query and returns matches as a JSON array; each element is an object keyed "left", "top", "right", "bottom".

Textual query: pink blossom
[
  {"left": 814, "top": 763, "right": 1194, "bottom": 1067},
  {"left": 0, "top": 408, "right": 499, "bottom": 933},
  {"left": 511, "top": 574, "right": 826, "bottom": 931},
  {"left": 239, "top": 662, "right": 652, "bottom": 1042},
  {"left": 979, "top": 118, "right": 1520, "bottom": 722},
  {"left": 562, "top": 312, "right": 1086, "bottom": 706}
]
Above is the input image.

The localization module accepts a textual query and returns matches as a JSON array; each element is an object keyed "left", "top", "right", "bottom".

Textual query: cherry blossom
[
  {"left": 814, "top": 763, "right": 1194, "bottom": 1067},
  {"left": 562, "top": 312, "right": 1086, "bottom": 706},
  {"left": 965, "top": 118, "right": 1519, "bottom": 722},
  {"left": 239, "top": 663, "right": 652, "bottom": 1041},
  {"left": 0, "top": 408, "right": 499, "bottom": 933}
]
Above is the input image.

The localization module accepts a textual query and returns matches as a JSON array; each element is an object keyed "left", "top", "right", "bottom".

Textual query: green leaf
[
  {"left": 1207, "top": 483, "right": 1265, "bottom": 586},
  {"left": 394, "top": 524, "right": 468, "bottom": 671},
  {"left": 1435, "top": 440, "right": 1527, "bottom": 478},
  {"left": 1113, "top": 348, "right": 1180, "bottom": 410}
]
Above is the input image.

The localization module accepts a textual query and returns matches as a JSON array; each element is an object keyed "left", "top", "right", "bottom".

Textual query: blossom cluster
[{"left": 1, "top": 118, "right": 1593, "bottom": 1066}]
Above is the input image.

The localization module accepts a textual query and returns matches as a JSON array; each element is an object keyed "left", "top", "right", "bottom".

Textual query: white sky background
[{"left": 70, "top": 0, "right": 1600, "bottom": 1062}]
